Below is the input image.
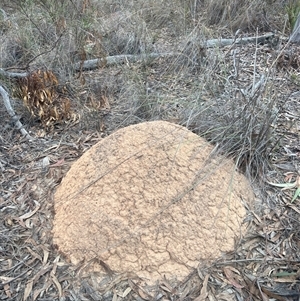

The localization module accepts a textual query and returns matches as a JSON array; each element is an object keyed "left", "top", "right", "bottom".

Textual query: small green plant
[
  {"left": 290, "top": 73, "right": 300, "bottom": 85},
  {"left": 286, "top": 0, "right": 300, "bottom": 31},
  {"left": 268, "top": 176, "right": 300, "bottom": 203}
]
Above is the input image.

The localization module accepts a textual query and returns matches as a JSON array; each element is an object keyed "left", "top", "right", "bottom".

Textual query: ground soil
[{"left": 53, "top": 121, "right": 253, "bottom": 283}]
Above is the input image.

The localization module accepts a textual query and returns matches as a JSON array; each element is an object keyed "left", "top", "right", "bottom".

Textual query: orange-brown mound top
[{"left": 52, "top": 121, "right": 253, "bottom": 283}]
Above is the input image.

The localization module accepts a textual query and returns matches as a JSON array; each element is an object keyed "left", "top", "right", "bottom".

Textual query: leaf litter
[{"left": 0, "top": 29, "right": 300, "bottom": 301}]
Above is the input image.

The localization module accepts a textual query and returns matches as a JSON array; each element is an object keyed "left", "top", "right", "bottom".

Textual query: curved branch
[{"left": 0, "top": 85, "right": 33, "bottom": 140}]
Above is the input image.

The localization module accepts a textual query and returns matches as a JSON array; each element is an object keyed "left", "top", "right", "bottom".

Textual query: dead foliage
[{"left": 16, "top": 70, "right": 74, "bottom": 127}]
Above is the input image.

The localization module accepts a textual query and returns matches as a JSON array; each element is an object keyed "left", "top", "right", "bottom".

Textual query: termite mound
[{"left": 53, "top": 121, "right": 254, "bottom": 283}]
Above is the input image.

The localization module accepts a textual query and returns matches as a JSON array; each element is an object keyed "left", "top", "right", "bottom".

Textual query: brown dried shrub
[{"left": 17, "top": 70, "right": 73, "bottom": 126}]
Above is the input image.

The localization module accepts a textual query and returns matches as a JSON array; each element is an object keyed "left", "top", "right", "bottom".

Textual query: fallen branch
[
  {"left": 0, "top": 68, "right": 28, "bottom": 79},
  {"left": 74, "top": 33, "right": 275, "bottom": 71},
  {"left": 74, "top": 52, "right": 180, "bottom": 71},
  {"left": 0, "top": 85, "right": 33, "bottom": 140},
  {"left": 205, "top": 32, "right": 275, "bottom": 48},
  {"left": 0, "top": 33, "right": 276, "bottom": 76}
]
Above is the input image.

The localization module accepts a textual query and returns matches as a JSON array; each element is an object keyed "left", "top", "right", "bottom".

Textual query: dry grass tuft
[
  {"left": 204, "top": 0, "right": 283, "bottom": 32},
  {"left": 181, "top": 70, "right": 279, "bottom": 178}
]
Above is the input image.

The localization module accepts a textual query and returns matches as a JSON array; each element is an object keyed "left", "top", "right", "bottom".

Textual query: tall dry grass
[{"left": 0, "top": 0, "right": 289, "bottom": 177}]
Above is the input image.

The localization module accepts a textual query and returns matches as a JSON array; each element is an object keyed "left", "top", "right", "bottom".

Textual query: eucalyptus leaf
[{"left": 291, "top": 187, "right": 300, "bottom": 203}]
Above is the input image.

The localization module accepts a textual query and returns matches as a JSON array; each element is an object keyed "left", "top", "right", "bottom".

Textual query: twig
[
  {"left": 0, "top": 85, "right": 33, "bottom": 140},
  {"left": 251, "top": 29, "right": 259, "bottom": 97},
  {"left": 227, "top": 49, "right": 239, "bottom": 81}
]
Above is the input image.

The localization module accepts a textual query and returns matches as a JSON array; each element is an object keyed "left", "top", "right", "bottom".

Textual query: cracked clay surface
[{"left": 53, "top": 121, "right": 254, "bottom": 282}]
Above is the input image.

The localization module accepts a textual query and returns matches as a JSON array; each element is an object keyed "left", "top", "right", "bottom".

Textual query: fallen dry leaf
[
  {"left": 32, "top": 263, "right": 52, "bottom": 285},
  {"left": 128, "top": 279, "right": 152, "bottom": 300},
  {"left": 51, "top": 274, "right": 63, "bottom": 298},
  {"left": 223, "top": 266, "right": 244, "bottom": 289},
  {"left": 261, "top": 291, "right": 270, "bottom": 301},
  {"left": 0, "top": 276, "right": 15, "bottom": 282},
  {"left": 33, "top": 287, "right": 45, "bottom": 301},
  {"left": 4, "top": 284, "right": 12, "bottom": 298},
  {"left": 42, "top": 248, "right": 49, "bottom": 265},
  {"left": 23, "top": 279, "right": 33, "bottom": 301},
  {"left": 26, "top": 247, "right": 43, "bottom": 263},
  {"left": 19, "top": 200, "right": 40, "bottom": 220},
  {"left": 50, "top": 158, "right": 65, "bottom": 167},
  {"left": 122, "top": 287, "right": 131, "bottom": 297},
  {"left": 194, "top": 274, "right": 210, "bottom": 301}
]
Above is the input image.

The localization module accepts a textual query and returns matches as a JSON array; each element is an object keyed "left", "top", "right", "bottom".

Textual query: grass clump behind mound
[{"left": 181, "top": 68, "right": 279, "bottom": 178}]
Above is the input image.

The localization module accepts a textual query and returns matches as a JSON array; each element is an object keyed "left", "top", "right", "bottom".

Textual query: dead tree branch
[
  {"left": 0, "top": 68, "right": 28, "bottom": 79},
  {"left": 74, "top": 33, "right": 276, "bottom": 71},
  {"left": 0, "top": 33, "right": 276, "bottom": 76},
  {"left": 74, "top": 52, "right": 180, "bottom": 71},
  {"left": 205, "top": 32, "right": 275, "bottom": 48},
  {"left": 0, "top": 85, "right": 33, "bottom": 140}
]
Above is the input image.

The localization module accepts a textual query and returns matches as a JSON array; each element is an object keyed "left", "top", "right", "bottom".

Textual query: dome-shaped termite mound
[{"left": 52, "top": 121, "right": 254, "bottom": 283}]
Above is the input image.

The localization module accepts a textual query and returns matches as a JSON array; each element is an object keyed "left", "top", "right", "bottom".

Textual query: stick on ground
[{"left": 0, "top": 85, "right": 33, "bottom": 140}]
